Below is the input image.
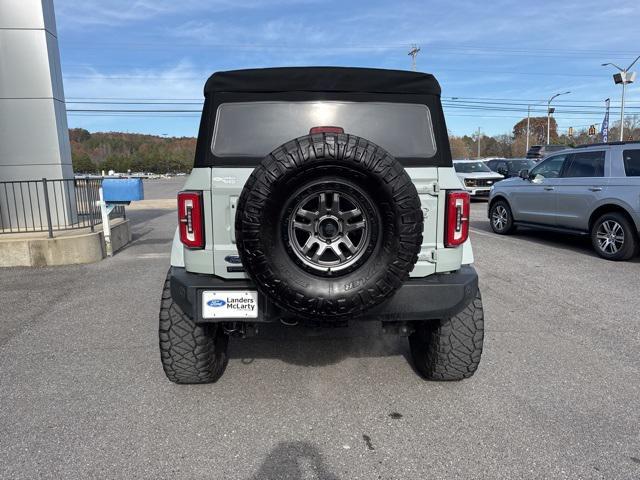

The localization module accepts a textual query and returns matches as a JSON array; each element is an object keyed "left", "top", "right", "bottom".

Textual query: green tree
[{"left": 72, "top": 152, "right": 96, "bottom": 173}]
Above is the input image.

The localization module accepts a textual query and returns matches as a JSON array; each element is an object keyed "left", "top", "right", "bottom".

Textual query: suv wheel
[
  {"left": 159, "top": 271, "right": 229, "bottom": 383},
  {"left": 591, "top": 212, "right": 638, "bottom": 261},
  {"left": 409, "top": 290, "right": 484, "bottom": 380},
  {"left": 489, "top": 200, "right": 515, "bottom": 234}
]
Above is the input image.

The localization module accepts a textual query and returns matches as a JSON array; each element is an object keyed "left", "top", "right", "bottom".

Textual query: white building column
[
  {"left": 0, "top": 0, "right": 72, "bottom": 181},
  {"left": 0, "top": 0, "right": 74, "bottom": 229}
]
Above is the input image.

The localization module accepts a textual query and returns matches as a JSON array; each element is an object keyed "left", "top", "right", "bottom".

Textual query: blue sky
[{"left": 56, "top": 0, "right": 640, "bottom": 137}]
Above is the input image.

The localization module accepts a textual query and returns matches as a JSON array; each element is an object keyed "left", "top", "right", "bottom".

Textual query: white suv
[
  {"left": 453, "top": 159, "right": 504, "bottom": 197},
  {"left": 160, "top": 67, "right": 484, "bottom": 384}
]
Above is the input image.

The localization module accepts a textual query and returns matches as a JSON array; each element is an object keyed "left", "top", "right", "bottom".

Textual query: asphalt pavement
[{"left": 1, "top": 178, "right": 639, "bottom": 479}]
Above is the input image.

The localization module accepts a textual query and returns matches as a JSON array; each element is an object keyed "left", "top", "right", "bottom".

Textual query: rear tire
[
  {"left": 489, "top": 200, "right": 516, "bottom": 234},
  {"left": 159, "top": 271, "right": 229, "bottom": 384},
  {"left": 590, "top": 212, "right": 638, "bottom": 261},
  {"left": 409, "top": 290, "right": 484, "bottom": 381}
]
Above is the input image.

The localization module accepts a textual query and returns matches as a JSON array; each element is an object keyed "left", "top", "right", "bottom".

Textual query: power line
[
  {"left": 58, "top": 40, "right": 640, "bottom": 59},
  {"left": 59, "top": 67, "right": 614, "bottom": 80},
  {"left": 63, "top": 95, "right": 640, "bottom": 105}
]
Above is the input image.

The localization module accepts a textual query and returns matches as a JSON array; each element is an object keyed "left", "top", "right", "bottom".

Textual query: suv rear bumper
[{"left": 169, "top": 265, "right": 479, "bottom": 324}]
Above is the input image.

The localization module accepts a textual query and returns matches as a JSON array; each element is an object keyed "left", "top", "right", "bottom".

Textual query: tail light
[
  {"left": 178, "top": 191, "right": 204, "bottom": 249},
  {"left": 445, "top": 191, "right": 470, "bottom": 247},
  {"left": 309, "top": 126, "right": 344, "bottom": 135}
]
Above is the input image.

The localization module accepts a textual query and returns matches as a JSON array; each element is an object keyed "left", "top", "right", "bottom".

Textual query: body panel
[{"left": 180, "top": 168, "right": 214, "bottom": 274}]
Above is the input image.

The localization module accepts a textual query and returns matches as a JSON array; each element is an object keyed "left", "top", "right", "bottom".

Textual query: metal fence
[{"left": 0, "top": 177, "right": 124, "bottom": 237}]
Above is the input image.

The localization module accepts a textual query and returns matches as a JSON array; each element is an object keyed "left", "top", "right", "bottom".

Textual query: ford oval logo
[
  {"left": 207, "top": 299, "right": 226, "bottom": 308},
  {"left": 224, "top": 255, "right": 242, "bottom": 264}
]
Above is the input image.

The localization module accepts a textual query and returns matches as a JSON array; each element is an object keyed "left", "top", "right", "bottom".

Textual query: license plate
[{"left": 201, "top": 290, "right": 258, "bottom": 319}]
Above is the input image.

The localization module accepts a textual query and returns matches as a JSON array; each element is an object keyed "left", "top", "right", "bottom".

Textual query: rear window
[
  {"left": 563, "top": 151, "right": 605, "bottom": 178},
  {"left": 623, "top": 149, "right": 640, "bottom": 176},
  {"left": 211, "top": 101, "right": 437, "bottom": 158}
]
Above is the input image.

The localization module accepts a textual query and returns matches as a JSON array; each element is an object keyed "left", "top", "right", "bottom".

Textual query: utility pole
[
  {"left": 408, "top": 44, "right": 421, "bottom": 71},
  {"left": 602, "top": 55, "right": 639, "bottom": 141},
  {"left": 526, "top": 105, "right": 531, "bottom": 154},
  {"left": 476, "top": 127, "right": 482, "bottom": 158},
  {"left": 546, "top": 91, "right": 571, "bottom": 145},
  {"left": 525, "top": 100, "right": 546, "bottom": 154}
]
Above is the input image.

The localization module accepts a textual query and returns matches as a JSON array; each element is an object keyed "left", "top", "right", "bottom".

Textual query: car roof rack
[{"left": 574, "top": 140, "right": 640, "bottom": 149}]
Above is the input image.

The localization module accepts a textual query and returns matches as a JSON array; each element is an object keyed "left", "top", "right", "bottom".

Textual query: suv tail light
[
  {"left": 178, "top": 191, "right": 204, "bottom": 249},
  {"left": 445, "top": 191, "right": 470, "bottom": 247}
]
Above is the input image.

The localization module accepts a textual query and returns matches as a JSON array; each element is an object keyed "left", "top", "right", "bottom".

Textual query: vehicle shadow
[
  {"left": 228, "top": 321, "right": 412, "bottom": 368},
  {"left": 248, "top": 441, "right": 340, "bottom": 480},
  {"left": 470, "top": 218, "right": 640, "bottom": 263}
]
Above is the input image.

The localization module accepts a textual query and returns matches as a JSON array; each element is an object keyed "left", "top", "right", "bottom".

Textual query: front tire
[
  {"left": 591, "top": 212, "right": 638, "bottom": 261},
  {"left": 159, "top": 271, "right": 229, "bottom": 384},
  {"left": 489, "top": 200, "right": 515, "bottom": 234},
  {"left": 409, "top": 290, "right": 484, "bottom": 381}
]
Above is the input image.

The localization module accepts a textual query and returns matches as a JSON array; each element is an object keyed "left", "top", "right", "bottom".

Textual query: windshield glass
[
  {"left": 212, "top": 101, "right": 437, "bottom": 158},
  {"left": 454, "top": 161, "right": 492, "bottom": 173}
]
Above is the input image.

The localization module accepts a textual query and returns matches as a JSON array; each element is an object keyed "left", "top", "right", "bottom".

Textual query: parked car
[
  {"left": 485, "top": 158, "right": 537, "bottom": 178},
  {"left": 160, "top": 67, "right": 484, "bottom": 384},
  {"left": 526, "top": 144, "right": 570, "bottom": 159},
  {"left": 453, "top": 160, "right": 504, "bottom": 197},
  {"left": 488, "top": 142, "right": 640, "bottom": 260}
]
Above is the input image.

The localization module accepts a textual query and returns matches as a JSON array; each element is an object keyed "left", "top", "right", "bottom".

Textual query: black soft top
[{"left": 204, "top": 67, "right": 441, "bottom": 96}]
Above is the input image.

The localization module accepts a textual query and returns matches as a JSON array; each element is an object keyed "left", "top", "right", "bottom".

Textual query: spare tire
[{"left": 235, "top": 133, "right": 423, "bottom": 318}]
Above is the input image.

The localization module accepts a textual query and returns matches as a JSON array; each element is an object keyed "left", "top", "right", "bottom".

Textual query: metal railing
[{"left": 0, "top": 177, "right": 124, "bottom": 237}]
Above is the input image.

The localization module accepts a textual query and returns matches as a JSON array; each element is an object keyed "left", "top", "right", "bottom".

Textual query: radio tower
[{"left": 408, "top": 44, "right": 421, "bottom": 71}]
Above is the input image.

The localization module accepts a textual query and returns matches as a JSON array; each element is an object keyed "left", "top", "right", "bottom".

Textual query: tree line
[
  {"left": 71, "top": 117, "right": 640, "bottom": 173},
  {"left": 450, "top": 115, "right": 640, "bottom": 159},
  {"left": 70, "top": 128, "right": 196, "bottom": 174}
]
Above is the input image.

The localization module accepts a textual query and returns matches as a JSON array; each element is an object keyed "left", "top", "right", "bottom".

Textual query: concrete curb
[{"left": 0, "top": 219, "right": 131, "bottom": 267}]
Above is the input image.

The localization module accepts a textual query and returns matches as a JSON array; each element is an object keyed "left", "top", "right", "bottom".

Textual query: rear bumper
[{"left": 169, "top": 265, "right": 479, "bottom": 324}]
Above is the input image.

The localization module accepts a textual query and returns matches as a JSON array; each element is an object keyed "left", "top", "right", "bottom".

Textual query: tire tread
[
  {"left": 158, "top": 272, "right": 228, "bottom": 384},
  {"left": 409, "top": 290, "right": 484, "bottom": 381}
]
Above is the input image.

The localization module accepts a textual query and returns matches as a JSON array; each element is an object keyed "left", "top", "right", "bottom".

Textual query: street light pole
[
  {"left": 621, "top": 81, "right": 626, "bottom": 140},
  {"left": 546, "top": 91, "right": 571, "bottom": 145},
  {"left": 602, "top": 55, "right": 639, "bottom": 141}
]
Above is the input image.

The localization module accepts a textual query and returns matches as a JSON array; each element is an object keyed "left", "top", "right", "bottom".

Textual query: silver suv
[{"left": 488, "top": 142, "right": 640, "bottom": 260}]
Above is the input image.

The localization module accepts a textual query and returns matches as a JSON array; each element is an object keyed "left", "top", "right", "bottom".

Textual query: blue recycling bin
[{"left": 102, "top": 178, "right": 144, "bottom": 203}]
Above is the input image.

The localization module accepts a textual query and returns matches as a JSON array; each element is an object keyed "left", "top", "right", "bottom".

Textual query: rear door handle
[
  {"left": 544, "top": 186, "right": 555, "bottom": 191},
  {"left": 588, "top": 186, "right": 603, "bottom": 192}
]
